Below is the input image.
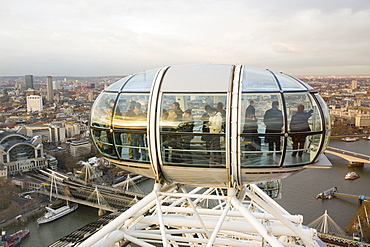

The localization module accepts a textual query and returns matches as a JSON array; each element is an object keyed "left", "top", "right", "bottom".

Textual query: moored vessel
[
  {"left": 0, "top": 229, "right": 29, "bottom": 247},
  {"left": 37, "top": 203, "right": 78, "bottom": 225}
]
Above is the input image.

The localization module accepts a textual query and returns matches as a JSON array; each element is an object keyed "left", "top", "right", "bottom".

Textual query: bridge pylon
[{"left": 87, "top": 186, "right": 110, "bottom": 216}]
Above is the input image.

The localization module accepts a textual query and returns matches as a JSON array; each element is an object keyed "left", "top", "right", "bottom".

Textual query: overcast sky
[{"left": 1, "top": 0, "right": 370, "bottom": 77}]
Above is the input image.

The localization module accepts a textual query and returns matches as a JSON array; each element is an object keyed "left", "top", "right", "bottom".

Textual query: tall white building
[
  {"left": 27, "top": 95, "right": 43, "bottom": 112},
  {"left": 46, "top": 76, "right": 53, "bottom": 101}
]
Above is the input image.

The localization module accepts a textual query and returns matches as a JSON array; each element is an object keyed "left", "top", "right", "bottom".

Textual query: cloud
[{"left": 0, "top": 0, "right": 370, "bottom": 76}]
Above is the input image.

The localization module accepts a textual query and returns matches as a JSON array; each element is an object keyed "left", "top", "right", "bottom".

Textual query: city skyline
[{"left": 1, "top": 1, "right": 370, "bottom": 77}]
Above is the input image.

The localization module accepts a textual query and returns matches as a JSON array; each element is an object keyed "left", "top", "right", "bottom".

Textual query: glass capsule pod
[{"left": 90, "top": 64, "right": 331, "bottom": 187}]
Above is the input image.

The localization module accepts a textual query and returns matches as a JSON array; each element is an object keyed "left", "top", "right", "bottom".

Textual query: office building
[{"left": 25, "top": 75, "right": 34, "bottom": 89}]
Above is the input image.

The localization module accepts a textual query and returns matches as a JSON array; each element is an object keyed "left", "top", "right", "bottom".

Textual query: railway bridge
[{"left": 24, "top": 171, "right": 147, "bottom": 212}]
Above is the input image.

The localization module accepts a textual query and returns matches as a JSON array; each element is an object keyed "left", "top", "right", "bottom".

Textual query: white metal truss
[{"left": 79, "top": 183, "right": 325, "bottom": 247}]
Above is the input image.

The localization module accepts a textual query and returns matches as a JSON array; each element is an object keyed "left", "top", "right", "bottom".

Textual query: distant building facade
[
  {"left": 27, "top": 95, "right": 43, "bottom": 112},
  {"left": 0, "top": 164, "right": 7, "bottom": 178},
  {"left": 53, "top": 81, "right": 61, "bottom": 90},
  {"left": 0, "top": 130, "right": 55, "bottom": 176},
  {"left": 70, "top": 139, "right": 91, "bottom": 157},
  {"left": 25, "top": 75, "right": 34, "bottom": 89},
  {"left": 49, "top": 125, "right": 66, "bottom": 143}
]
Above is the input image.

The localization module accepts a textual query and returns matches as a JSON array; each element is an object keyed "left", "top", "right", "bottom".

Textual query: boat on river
[
  {"left": 0, "top": 229, "right": 29, "bottom": 247},
  {"left": 345, "top": 171, "right": 360, "bottom": 180},
  {"left": 341, "top": 137, "right": 359, "bottom": 142},
  {"left": 315, "top": 187, "right": 337, "bottom": 199},
  {"left": 37, "top": 202, "right": 78, "bottom": 225}
]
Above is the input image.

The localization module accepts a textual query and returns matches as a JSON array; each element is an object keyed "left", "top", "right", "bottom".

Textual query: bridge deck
[
  {"left": 37, "top": 191, "right": 118, "bottom": 212},
  {"left": 326, "top": 147, "right": 370, "bottom": 164},
  {"left": 334, "top": 192, "right": 370, "bottom": 202}
]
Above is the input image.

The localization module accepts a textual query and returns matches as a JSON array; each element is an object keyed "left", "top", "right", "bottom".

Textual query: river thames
[{"left": 10, "top": 138, "right": 370, "bottom": 246}]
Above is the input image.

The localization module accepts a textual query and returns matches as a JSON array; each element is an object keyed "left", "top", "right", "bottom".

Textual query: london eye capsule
[{"left": 89, "top": 64, "right": 331, "bottom": 187}]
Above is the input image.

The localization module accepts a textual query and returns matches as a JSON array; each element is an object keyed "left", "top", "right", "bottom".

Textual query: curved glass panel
[
  {"left": 275, "top": 73, "right": 308, "bottom": 91},
  {"left": 112, "top": 94, "right": 150, "bottom": 161},
  {"left": 121, "top": 69, "right": 158, "bottom": 92},
  {"left": 315, "top": 93, "right": 331, "bottom": 153},
  {"left": 105, "top": 76, "right": 131, "bottom": 92},
  {"left": 240, "top": 93, "right": 284, "bottom": 167},
  {"left": 90, "top": 92, "right": 118, "bottom": 128},
  {"left": 284, "top": 93, "right": 320, "bottom": 165},
  {"left": 90, "top": 92, "right": 118, "bottom": 157},
  {"left": 160, "top": 93, "right": 227, "bottom": 167},
  {"left": 242, "top": 67, "right": 279, "bottom": 92}
]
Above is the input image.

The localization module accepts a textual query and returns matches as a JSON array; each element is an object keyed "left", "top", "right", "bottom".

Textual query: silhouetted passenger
[
  {"left": 290, "top": 105, "right": 313, "bottom": 157},
  {"left": 132, "top": 102, "right": 147, "bottom": 160},
  {"left": 263, "top": 101, "right": 283, "bottom": 155},
  {"left": 201, "top": 105, "right": 212, "bottom": 158},
  {"left": 217, "top": 102, "right": 226, "bottom": 132},
  {"left": 245, "top": 100, "right": 256, "bottom": 118},
  {"left": 243, "top": 113, "right": 261, "bottom": 154},
  {"left": 180, "top": 109, "right": 195, "bottom": 163},
  {"left": 169, "top": 102, "right": 183, "bottom": 121},
  {"left": 167, "top": 102, "right": 183, "bottom": 163},
  {"left": 161, "top": 109, "right": 170, "bottom": 162},
  {"left": 125, "top": 101, "right": 137, "bottom": 159}
]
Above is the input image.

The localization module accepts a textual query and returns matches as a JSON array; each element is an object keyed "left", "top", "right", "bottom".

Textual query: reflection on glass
[
  {"left": 275, "top": 73, "right": 307, "bottom": 91},
  {"left": 240, "top": 92, "right": 326, "bottom": 167},
  {"left": 90, "top": 92, "right": 118, "bottom": 128},
  {"left": 285, "top": 93, "right": 316, "bottom": 161},
  {"left": 240, "top": 94, "right": 283, "bottom": 167},
  {"left": 111, "top": 94, "right": 149, "bottom": 162},
  {"left": 90, "top": 92, "right": 118, "bottom": 156},
  {"left": 242, "top": 67, "right": 279, "bottom": 92},
  {"left": 122, "top": 69, "right": 158, "bottom": 92},
  {"left": 160, "top": 94, "right": 227, "bottom": 167},
  {"left": 315, "top": 93, "right": 331, "bottom": 152},
  {"left": 105, "top": 76, "right": 131, "bottom": 92}
]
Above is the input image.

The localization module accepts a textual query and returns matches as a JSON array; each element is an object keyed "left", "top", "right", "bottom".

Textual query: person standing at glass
[
  {"left": 168, "top": 102, "right": 183, "bottom": 162},
  {"left": 206, "top": 107, "right": 223, "bottom": 164},
  {"left": 125, "top": 101, "right": 136, "bottom": 159},
  {"left": 243, "top": 100, "right": 260, "bottom": 153},
  {"left": 263, "top": 101, "right": 283, "bottom": 155},
  {"left": 132, "top": 102, "right": 147, "bottom": 160},
  {"left": 245, "top": 100, "right": 256, "bottom": 118},
  {"left": 290, "top": 105, "right": 313, "bottom": 157},
  {"left": 180, "top": 109, "right": 194, "bottom": 163},
  {"left": 201, "top": 105, "right": 212, "bottom": 159}
]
